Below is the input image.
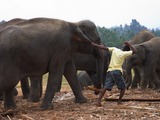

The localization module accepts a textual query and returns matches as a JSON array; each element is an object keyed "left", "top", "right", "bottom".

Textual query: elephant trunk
[
  {"left": 95, "top": 56, "right": 104, "bottom": 89},
  {"left": 93, "top": 48, "right": 107, "bottom": 95},
  {"left": 126, "top": 66, "right": 132, "bottom": 90},
  {"left": 138, "top": 67, "right": 147, "bottom": 89}
]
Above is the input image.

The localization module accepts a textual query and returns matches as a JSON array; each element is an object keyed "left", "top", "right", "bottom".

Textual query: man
[{"left": 91, "top": 41, "right": 137, "bottom": 106}]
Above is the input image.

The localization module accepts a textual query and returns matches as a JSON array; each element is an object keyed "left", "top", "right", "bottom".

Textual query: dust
[{"left": 0, "top": 86, "right": 160, "bottom": 120}]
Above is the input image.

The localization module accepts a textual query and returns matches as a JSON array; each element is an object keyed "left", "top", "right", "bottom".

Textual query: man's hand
[
  {"left": 91, "top": 42, "right": 109, "bottom": 51},
  {"left": 124, "top": 41, "right": 130, "bottom": 46},
  {"left": 91, "top": 42, "right": 97, "bottom": 46},
  {"left": 123, "top": 41, "right": 137, "bottom": 53}
]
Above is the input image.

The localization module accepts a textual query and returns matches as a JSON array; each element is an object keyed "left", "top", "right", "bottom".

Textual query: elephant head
[
  {"left": 71, "top": 20, "right": 105, "bottom": 91},
  {"left": 71, "top": 20, "right": 101, "bottom": 53},
  {"left": 125, "top": 44, "right": 148, "bottom": 89}
]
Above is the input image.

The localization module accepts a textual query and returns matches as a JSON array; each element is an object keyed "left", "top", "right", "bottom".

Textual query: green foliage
[
  {"left": 97, "top": 19, "right": 159, "bottom": 48},
  {"left": 151, "top": 28, "right": 160, "bottom": 36}
]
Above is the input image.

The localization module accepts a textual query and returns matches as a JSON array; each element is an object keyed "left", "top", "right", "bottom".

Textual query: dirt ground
[{"left": 0, "top": 85, "right": 160, "bottom": 120}]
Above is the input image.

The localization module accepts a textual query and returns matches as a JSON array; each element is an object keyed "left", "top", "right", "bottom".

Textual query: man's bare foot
[{"left": 86, "top": 86, "right": 102, "bottom": 92}]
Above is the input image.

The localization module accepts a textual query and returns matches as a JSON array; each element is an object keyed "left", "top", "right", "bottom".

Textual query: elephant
[
  {"left": 0, "top": 18, "right": 31, "bottom": 99},
  {"left": 125, "top": 37, "right": 160, "bottom": 89},
  {"left": 0, "top": 17, "right": 103, "bottom": 110},
  {"left": 27, "top": 48, "right": 110, "bottom": 102},
  {"left": 77, "top": 71, "right": 94, "bottom": 90},
  {"left": 122, "top": 30, "right": 156, "bottom": 89},
  {"left": 0, "top": 18, "right": 110, "bottom": 102}
]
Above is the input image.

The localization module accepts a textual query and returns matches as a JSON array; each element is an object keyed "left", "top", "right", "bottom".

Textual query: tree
[{"left": 97, "top": 19, "right": 156, "bottom": 48}]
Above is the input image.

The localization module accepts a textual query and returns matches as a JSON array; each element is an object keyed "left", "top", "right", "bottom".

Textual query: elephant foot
[
  {"left": 4, "top": 102, "right": 16, "bottom": 109},
  {"left": 131, "top": 84, "right": 138, "bottom": 89},
  {"left": 140, "top": 85, "right": 147, "bottom": 90},
  {"left": 74, "top": 96, "right": 87, "bottom": 103},
  {"left": 28, "top": 96, "right": 40, "bottom": 103},
  {"left": 131, "top": 86, "right": 138, "bottom": 89},
  {"left": 22, "top": 93, "right": 29, "bottom": 99},
  {"left": 40, "top": 102, "right": 54, "bottom": 110}
]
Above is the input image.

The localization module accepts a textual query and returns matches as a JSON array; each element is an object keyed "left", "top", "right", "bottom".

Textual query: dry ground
[{"left": 0, "top": 83, "right": 160, "bottom": 120}]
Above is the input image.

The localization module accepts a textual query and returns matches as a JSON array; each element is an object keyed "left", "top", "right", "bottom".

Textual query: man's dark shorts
[{"left": 104, "top": 70, "right": 126, "bottom": 90}]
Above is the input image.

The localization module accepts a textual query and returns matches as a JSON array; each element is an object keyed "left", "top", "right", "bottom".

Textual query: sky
[{"left": 0, "top": 0, "right": 160, "bottom": 29}]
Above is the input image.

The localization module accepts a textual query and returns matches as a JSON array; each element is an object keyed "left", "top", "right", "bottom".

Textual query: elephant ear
[
  {"left": 74, "top": 27, "right": 91, "bottom": 43},
  {"left": 139, "top": 45, "right": 146, "bottom": 59}
]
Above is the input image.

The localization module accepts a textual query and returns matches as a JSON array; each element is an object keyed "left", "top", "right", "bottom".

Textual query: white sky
[{"left": 0, "top": 0, "right": 160, "bottom": 28}]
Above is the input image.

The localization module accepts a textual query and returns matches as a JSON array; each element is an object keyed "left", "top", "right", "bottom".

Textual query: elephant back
[
  {"left": 131, "top": 30, "right": 156, "bottom": 44},
  {"left": 123, "top": 30, "right": 156, "bottom": 51}
]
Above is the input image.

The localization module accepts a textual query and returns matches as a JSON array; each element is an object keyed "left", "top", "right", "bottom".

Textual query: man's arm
[
  {"left": 124, "top": 41, "right": 137, "bottom": 53},
  {"left": 91, "top": 42, "right": 109, "bottom": 51}
]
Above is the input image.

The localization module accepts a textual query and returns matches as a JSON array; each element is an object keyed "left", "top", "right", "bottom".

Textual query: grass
[
  {"left": 42, "top": 73, "right": 69, "bottom": 86},
  {"left": 17, "top": 73, "right": 69, "bottom": 88}
]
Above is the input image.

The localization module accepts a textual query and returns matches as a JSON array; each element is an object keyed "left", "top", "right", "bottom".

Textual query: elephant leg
[
  {"left": 126, "top": 68, "right": 133, "bottom": 90},
  {"left": 148, "top": 80, "right": 155, "bottom": 89},
  {"left": 0, "top": 88, "right": 17, "bottom": 101},
  {"left": 131, "top": 68, "right": 140, "bottom": 89},
  {"left": 40, "top": 69, "right": 64, "bottom": 110},
  {"left": 56, "top": 79, "right": 62, "bottom": 92},
  {"left": 28, "top": 76, "right": 42, "bottom": 102},
  {"left": 152, "top": 72, "right": 160, "bottom": 89},
  {"left": 131, "top": 77, "right": 138, "bottom": 89},
  {"left": 64, "top": 61, "right": 86, "bottom": 103},
  {"left": 94, "top": 54, "right": 105, "bottom": 91},
  {"left": 4, "top": 88, "right": 16, "bottom": 109},
  {"left": 21, "top": 77, "right": 30, "bottom": 99},
  {"left": 140, "top": 64, "right": 154, "bottom": 89},
  {"left": 140, "top": 75, "right": 150, "bottom": 89},
  {"left": 140, "top": 54, "right": 160, "bottom": 89}
]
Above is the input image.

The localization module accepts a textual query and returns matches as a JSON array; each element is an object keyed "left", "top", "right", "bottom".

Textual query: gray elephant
[
  {"left": 0, "top": 18, "right": 109, "bottom": 102},
  {"left": 77, "top": 71, "right": 94, "bottom": 89},
  {"left": 0, "top": 17, "right": 102, "bottom": 110},
  {"left": 123, "top": 30, "right": 156, "bottom": 89},
  {"left": 0, "top": 18, "right": 30, "bottom": 99},
  {"left": 125, "top": 37, "right": 160, "bottom": 89}
]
